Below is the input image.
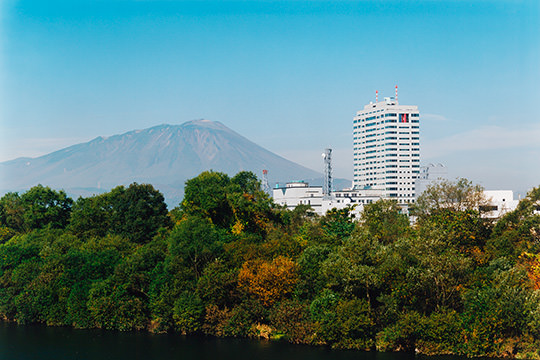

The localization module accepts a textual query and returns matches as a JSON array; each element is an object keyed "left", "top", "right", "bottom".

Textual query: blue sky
[{"left": 1, "top": 0, "right": 539, "bottom": 195}]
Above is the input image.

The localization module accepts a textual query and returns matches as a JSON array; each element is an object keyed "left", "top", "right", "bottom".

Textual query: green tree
[
  {"left": 296, "top": 245, "right": 332, "bottom": 300},
  {"left": 69, "top": 195, "right": 113, "bottom": 239},
  {"left": 196, "top": 260, "right": 238, "bottom": 308},
  {"left": 321, "top": 232, "right": 386, "bottom": 306},
  {"left": 359, "top": 199, "right": 409, "bottom": 245},
  {"left": 0, "top": 192, "right": 25, "bottom": 233},
  {"left": 488, "top": 186, "right": 540, "bottom": 260},
  {"left": 109, "top": 183, "right": 171, "bottom": 244},
  {"left": 309, "top": 290, "right": 374, "bottom": 349},
  {"left": 173, "top": 291, "right": 205, "bottom": 334},
  {"left": 181, "top": 171, "right": 233, "bottom": 227},
  {"left": 319, "top": 206, "right": 356, "bottom": 243},
  {"left": 168, "top": 216, "right": 222, "bottom": 279},
  {"left": 19, "top": 185, "right": 73, "bottom": 230}
]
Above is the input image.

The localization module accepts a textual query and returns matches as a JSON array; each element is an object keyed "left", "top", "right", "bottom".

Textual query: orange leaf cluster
[
  {"left": 520, "top": 253, "right": 540, "bottom": 289},
  {"left": 238, "top": 256, "right": 298, "bottom": 307}
]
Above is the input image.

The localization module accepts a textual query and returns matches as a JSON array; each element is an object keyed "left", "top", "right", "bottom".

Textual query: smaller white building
[
  {"left": 482, "top": 190, "right": 519, "bottom": 218},
  {"left": 272, "top": 182, "right": 384, "bottom": 217},
  {"left": 273, "top": 182, "right": 324, "bottom": 212}
]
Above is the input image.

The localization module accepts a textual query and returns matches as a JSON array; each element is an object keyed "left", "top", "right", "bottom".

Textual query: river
[{"left": 0, "top": 322, "right": 468, "bottom": 360}]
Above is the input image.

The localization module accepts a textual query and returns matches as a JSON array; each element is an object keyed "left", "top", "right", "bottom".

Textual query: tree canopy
[{"left": 1, "top": 175, "right": 539, "bottom": 357}]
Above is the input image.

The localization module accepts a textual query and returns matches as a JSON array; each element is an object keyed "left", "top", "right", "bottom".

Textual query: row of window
[
  {"left": 354, "top": 146, "right": 420, "bottom": 152},
  {"left": 354, "top": 124, "right": 419, "bottom": 131}
]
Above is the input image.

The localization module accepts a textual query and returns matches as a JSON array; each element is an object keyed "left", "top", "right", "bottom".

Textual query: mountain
[{"left": 0, "top": 120, "right": 329, "bottom": 206}]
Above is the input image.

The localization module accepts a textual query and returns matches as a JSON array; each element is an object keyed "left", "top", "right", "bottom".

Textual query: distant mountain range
[{"left": 0, "top": 120, "right": 351, "bottom": 206}]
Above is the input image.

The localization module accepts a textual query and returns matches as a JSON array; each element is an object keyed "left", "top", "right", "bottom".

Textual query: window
[
  {"left": 399, "top": 114, "right": 409, "bottom": 123},
  {"left": 479, "top": 205, "right": 498, "bottom": 212}
]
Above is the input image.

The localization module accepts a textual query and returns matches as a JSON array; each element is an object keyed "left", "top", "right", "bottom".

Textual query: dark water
[{"left": 0, "top": 322, "right": 463, "bottom": 360}]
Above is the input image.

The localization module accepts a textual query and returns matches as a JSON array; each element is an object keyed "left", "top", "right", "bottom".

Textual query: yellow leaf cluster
[
  {"left": 520, "top": 252, "right": 540, "bottom": 290},
  {"left": 231, "top": 220, "right": 245, "bottom": 235},
  {"left": 238, "top": 256, "right": 298, "bottom": 307}
]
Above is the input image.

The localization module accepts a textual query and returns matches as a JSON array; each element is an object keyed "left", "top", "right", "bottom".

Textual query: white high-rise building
[{"left": 353, "top": 92, "right": 420, "bottom": 204}]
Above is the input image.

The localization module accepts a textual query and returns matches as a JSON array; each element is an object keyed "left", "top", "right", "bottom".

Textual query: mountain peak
[{"left": 181, "top": 119, "right": 230, "bottom": 131}]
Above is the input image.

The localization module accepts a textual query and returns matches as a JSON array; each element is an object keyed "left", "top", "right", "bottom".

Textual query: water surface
[{"left": 0, "top": 322, "right": 464, "bottom": 360}]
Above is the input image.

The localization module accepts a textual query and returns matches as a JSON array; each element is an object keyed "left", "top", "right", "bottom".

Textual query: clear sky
[{"left": 1, "top": 0, "right": 539, "bottom": 195}]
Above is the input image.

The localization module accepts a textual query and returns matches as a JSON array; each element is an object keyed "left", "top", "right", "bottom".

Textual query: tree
[
  {"left": 296, "top": 245, "right": 332, "bottom": 300},
  {"left": 69, "top": 195, "right": 113, "bottom": 239},
  {"left": 19, "top": 185, "right": 73, "bottom": 230},
  {"left": 173, "top": 291, "right": 205, "bottom": 334},
  {"left": 238, "top": 256, "right": 298, "bottom": 307},
  {"left": 181, "top": 171, "right": 233, "bottom": 227},
  {"left": 69, "top": 183, "right": 170, "bottom": 243},
  {"left": 167, "top": 215, "right": 222, "bottom": 279},
  {"left": 321, "top": 232, "right": 386, "bottom": 306},
  {"left": 411, "top": 178, "right": 487, "bottom": 218},
  {"left": 196, "top": 260, "right": 238, "bottom": 308},
  {"left": 230, "top": 171, "right": 261, "bottom": 195},
  {"left": 359, "top": 199, "right": 410, "bottom": 245},
  {"left": 0, "top": 192, "right": 25, "bottom": 233},
  {"left": 227, "top": 172, "right": 275, "bottom": 236},
  {"left": 319, "top": 206, "right": 356, "bottom": 243},
  {"left": 413, "top": 178, "right": 492, "bottom": 259},
  {"left": 488, "top": 186, "right": 540, "bottom": 260},
  {"left": 309, "top": 290, "right": 375, "bottom": 349},
  {"left": 269, "top": 299, "right": 315, "bottom": 344},
  {"left": 109, "top": 183, "right": 171, "bottom": 244},
  {"left": 180, "top": 170, "right": 275, "bottom": 236}
]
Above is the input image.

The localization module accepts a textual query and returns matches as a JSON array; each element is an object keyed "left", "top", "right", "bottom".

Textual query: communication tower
[
  {"left": 262, "top": 169, "right": 270, "bottom": 194},
  {"left": 322, "top": 148, "right": 332, "bottom": 197}
]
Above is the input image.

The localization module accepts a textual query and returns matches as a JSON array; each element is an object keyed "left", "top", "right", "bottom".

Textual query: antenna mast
[
  {"left": 322, "top": 148, "right": 332, "bottom": 197},
  {"left": 262, "top": 169, "right": 270, "bottom": 194}
]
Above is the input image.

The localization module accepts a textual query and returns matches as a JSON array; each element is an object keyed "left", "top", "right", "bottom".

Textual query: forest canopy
[{"left": 1, "top": 173, "right": 540, "bottom": 358}]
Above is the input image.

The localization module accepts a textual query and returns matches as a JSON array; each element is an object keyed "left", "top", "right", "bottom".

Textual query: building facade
[
  {"left": 482, "top": 190, "right": 520, "bottom": 218},
  {"left": 353, "top": 95, "right": 420, "bottom": 204},
  {"left": 272, "top": 182, "right": 324, "bottom": 212},
  {"left": 272, "top": 181, "right": 384, "bottom": 217}
]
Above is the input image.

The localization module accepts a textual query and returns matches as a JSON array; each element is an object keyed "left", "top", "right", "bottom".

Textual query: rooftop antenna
[
  {"left": 322, "top": 148, "right": 332, "bottom": 198},
  {"left": 376, "top": 90, "right": 378, "bottom": 103},
  {"left": 262, "top": 169, "right": 270, "bottom": 194},
  {"left": 395, "top": 85, "right": 398, "bottom": 101}
]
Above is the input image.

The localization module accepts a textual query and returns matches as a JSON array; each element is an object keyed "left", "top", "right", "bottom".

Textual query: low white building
[
  {"left": 482, "top": 190, "right": 519, "bottom": 218},
  {"left": 272, "top": 182, "right": 324, "bottom": 212},
  {"left": 272, "top": 181, "right": 522, "bottom": 220},
  {"left": 272, "top": 182, "right": 384, "bottom": 217}
]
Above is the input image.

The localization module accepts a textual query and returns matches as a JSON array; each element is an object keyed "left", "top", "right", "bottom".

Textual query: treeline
[{"left": 1, "top": 172, "right": 540, "bottom": 358}]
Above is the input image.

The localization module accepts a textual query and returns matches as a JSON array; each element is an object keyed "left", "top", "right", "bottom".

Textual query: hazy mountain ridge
[{"left": 1, "top": 120, "right": 347, "bottom": 206}]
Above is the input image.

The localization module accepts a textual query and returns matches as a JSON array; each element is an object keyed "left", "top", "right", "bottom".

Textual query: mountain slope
[{"left": 0, "top": 120, "right": 322, "bottom": 206}]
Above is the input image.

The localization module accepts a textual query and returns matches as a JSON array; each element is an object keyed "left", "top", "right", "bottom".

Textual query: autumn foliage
[{"left": 238, "top": 256, "right": 297, "bottom": 307}]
